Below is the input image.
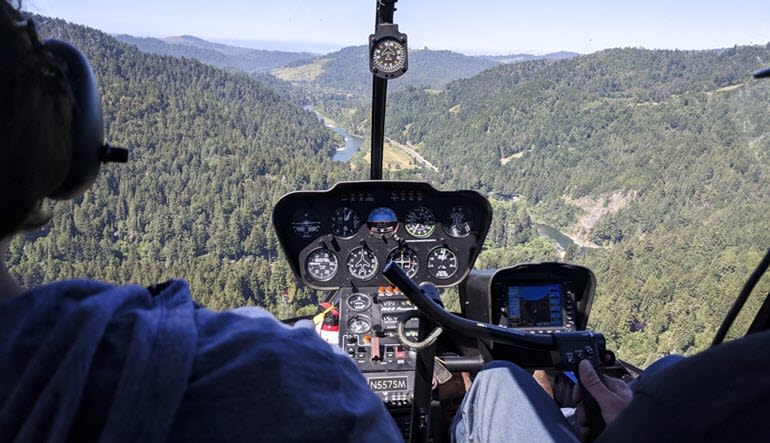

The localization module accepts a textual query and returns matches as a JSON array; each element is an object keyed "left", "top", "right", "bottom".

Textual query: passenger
[
  {"left": 450, "top": 327, "right": 770, "bottom": 442},
  {"left": 0, "top": 3, "right": 401, "bottom": 442}
]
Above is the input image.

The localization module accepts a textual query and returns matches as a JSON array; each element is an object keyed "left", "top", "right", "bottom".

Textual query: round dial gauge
[
  {"left": 387, "top": 247, "right": 419, "bottom": 278},
  {"left": 427, "top": 247, "right": 459, "bottom": 280},
  {"left": 347, "top": 247, "right": 379, "bottom": 281},
  {"left": 348, "top": 315, "right": 372, "bottom": 334},
  {"left": 330, "top": 207, "right": 361, "bottom": 238},
  {"left": 305, "top": 248, "right": 338, "bottom": 282},
  {"left": 292, "top": 209, "right": 321, "bottom": 239},
  {"left": 405, "top": 206, "right": 436, "bottom": 238},
  {"left": 346, "top": 293, "right": 372, "bottom": 312},
  {"left": 368, "top": 207, "right": 399, "bottom": 238},
  {"left": 444, "top": 206, "right": 473, "bottom": 238},
  {"left": 372, "top": 38, "right": 407, "bottom": 74}
]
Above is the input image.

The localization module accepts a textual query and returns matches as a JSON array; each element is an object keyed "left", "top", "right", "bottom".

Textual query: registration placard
[{"left": 368, "top": 376, "right": 408, "bottom": 391}]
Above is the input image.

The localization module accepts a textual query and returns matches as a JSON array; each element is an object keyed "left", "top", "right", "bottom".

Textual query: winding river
[{"left": 303, "top": 105, "right": 364, "bottom": 162}]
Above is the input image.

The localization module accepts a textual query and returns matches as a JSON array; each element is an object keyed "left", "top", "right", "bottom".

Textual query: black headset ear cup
[{"left": 44, "top": 39, "right": 105, "bottom": 200}]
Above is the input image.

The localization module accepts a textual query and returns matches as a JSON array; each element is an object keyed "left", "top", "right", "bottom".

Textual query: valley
[{"left": 10, "top": 14, "right": 770, "bottom": 366}]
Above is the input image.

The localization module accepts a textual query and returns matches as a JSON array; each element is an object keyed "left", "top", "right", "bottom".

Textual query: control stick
[{"left": 382, "top": 262, "right": 615, "bottom": 439}]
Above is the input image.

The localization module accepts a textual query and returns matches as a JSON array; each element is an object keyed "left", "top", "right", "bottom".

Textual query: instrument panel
[{"left": 273, "top": 181, "right": 492, "bottom": 290}]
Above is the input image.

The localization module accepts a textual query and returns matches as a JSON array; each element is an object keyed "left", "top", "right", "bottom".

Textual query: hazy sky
[{"left": 25, "top": 0, "right": 770, "bottom": 55}]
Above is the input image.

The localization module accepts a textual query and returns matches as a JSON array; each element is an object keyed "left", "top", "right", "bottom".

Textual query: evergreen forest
[{"left": 6, "top": 15, "right": 770, "bottom": 366}]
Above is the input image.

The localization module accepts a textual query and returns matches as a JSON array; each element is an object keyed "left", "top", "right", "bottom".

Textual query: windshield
[{"left": 14, "top": 0, "right": 770, "bottom": 367}]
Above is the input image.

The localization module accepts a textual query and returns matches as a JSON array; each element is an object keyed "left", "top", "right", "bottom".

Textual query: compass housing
[{"left": 369, "top": 23, "right": 408, "bottom": 79}]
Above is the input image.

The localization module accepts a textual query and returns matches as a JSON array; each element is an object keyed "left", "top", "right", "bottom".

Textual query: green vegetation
[
  {"left": 8, "top": 15, "right": 770, "bottom": 366},
  {"left": 376, "top": 45, "right": 770, "bottom": 364},
  {"left": 271, "top": 46, "right": 498, "bottom": 96},
  {"left": 8, "top": 16, "right": 355, "bottom": 314},
  {"left": 114, "top": 34, "right": 317, "bottom": 73}
]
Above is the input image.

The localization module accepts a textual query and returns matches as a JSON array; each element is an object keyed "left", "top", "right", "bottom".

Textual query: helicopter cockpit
[{"left": 266, "top": 1, "right": 770, "bottom": 442}]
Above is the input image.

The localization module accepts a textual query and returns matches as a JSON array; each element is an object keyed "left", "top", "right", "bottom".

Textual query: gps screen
[{"left": 506, "top": 284, "right": 563, "bottom": 327}]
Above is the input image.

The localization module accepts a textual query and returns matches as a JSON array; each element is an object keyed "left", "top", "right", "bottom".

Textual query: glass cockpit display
[{"left": 505, "top": 284, "right": 563, "bottom": 327}]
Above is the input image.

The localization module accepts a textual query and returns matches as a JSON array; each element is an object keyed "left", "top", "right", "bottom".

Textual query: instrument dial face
[
  {"left": 348, "top": 315, "right": 372, "bottom": 334},
  {"left": 427, "top": 247, "right": 459, "bottom": 280},
  {"left": 405, "top": 206, "right": 436, "bottom": 238},
  {"left": 387, "top": 247, "right": 419, "bottom": 278},
  {"left": 292, "top": 209, "right": 321, "bottom": 239},
  {"left": 346, "top": 293, "right": 372, "bottom": 312},
  {"left": 367, "top": 207, "right": 399, "bottom": 238},
  {"left": 347, "top": 247, "right": 379, "bottom": 281},
  {"left": 372, "top": 38, "right": 406, "bottom": 74},
  {"left": 444, "top": 206, "right": 472, "bottom": 238},
  {"left": 305, "top": 248, "right": 338, "bottom": 282},
  {"left": 330, "top": 207, "right": 361, "bottom": 238}
]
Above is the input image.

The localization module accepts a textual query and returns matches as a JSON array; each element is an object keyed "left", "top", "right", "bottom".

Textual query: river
[
  {"left": 535, "top": 223, "right": 582, "bottom": 254},
  {"left": 303, "top": 105, "right": 364, "bottom": 162}
]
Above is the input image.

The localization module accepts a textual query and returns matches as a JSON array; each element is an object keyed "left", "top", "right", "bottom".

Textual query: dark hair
[{"left": 0, "top": 1, "right": 73, "bottom": 239}]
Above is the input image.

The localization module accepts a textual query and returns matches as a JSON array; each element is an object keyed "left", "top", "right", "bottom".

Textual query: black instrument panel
[{"left": 273, "top": 181, "right": 493, "bottom": 289}]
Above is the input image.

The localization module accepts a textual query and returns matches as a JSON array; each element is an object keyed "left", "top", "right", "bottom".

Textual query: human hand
[{"left": 573, "top": 359, "right": 632, "bottom": 441}]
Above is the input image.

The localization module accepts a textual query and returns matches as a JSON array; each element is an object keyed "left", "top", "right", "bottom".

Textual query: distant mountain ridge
[
  {"left": 479, "top": 51, "right": 580, "bottom": 63},
  {"left": 114, "top": 34, "right": 316, "bottom": 73},
  {"left": 271, "top": 45, "right": 499, "bottom": 95}
]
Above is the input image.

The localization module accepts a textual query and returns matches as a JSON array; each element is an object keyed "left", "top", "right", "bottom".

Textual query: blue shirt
[{"left": 0, "top": 279, "right": 402, "bottom": 442}]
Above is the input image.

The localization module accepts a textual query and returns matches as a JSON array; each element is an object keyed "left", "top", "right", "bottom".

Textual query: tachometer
[
  {"left": 444, "top": 206, "right": 472, "bottom": 238},
  {"left": 348, "top": 315, "right": 372, "bottom": 334},
  {"left": 330, "top": 207, "right": 361, "bottom": 238},
  {"left": 305, "top": 248, "right": 338, "bottom": 282},
  {"left": 427, "top": 247, "right": 458, "bottom": 280},
  {"left": 368, "top": 207, "right": 399, "bottom": 238},
  {"left": 347, "top": 247, "right": 379, "bottom": 281},
  {"left": 405, "top": 206, "right": 435, "bottom": 238},
  {"left": 387, "top": 247, "right": 419, "bottom": 277}
]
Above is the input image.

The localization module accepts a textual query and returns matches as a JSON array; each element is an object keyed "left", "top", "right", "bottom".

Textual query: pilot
[{"left": 0, "top": 2, "right": 402, "bottom": 441}]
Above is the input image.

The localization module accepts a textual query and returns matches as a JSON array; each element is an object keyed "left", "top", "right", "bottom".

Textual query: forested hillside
[
  {"left": 376, "top": 46, "right": 770, "bottom": 364},
  {"left": 115, "top": 34, "right": 316, "bottom": 73},
  {"left": 8, "top": 16, "right": 355, "bottom": 314},
  {"left": 271, "top": 45, "right": 498, "bottom": 95}
]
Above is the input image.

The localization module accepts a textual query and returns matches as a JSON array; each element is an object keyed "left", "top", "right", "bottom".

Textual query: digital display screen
[
  {"left": 506, "top": 284, "right": 563, "bottom": 327},
  {"left": 368, "top": 376, "right": 409, "bottom": 392}
]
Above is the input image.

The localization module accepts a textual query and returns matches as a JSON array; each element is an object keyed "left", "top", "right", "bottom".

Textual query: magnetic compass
[
  {"left": 369, "top": 23, "right": 408, "bottom": 80},
  {"left": 372, "top": 38, "right": 407, "bottom": 74}
]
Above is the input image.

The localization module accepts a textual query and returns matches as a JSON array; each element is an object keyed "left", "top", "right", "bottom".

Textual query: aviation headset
[{"left": 5, "top": 18, "right": 128, "bottom": 200}]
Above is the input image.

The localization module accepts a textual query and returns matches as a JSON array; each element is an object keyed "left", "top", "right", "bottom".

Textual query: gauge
[
  {"left": 346, "top": 293, "right": 372, "bottom": 312},
  {"left": 427, "top": 247, "right": 459, "bottom": 280},
  {"left": 405, "top": 206, "right": 436, "bottom": 238},
  {"left": 368, "top": 207, "right": 399, "bottom": 238},
  {"left": 347, "top": 247, "right": 379, "bottom": 281},
  {"left": 292, "top": 209, "right": 321, "bottom": 239},
  {"left": 444, "top": 206, "right": 472, "bottom": 238},
  {"left": 305, "top": 248, "right": 338, "bottom": 282},
  {"left": 348, "top": 315, "right": 372, "bottom": 334},
  {"left": 330, "top": 207, "right": 361, "bottom": 238},
  {"left": 387, "top": 247, "right": 419, "bottom": 278},
  {"left": 371, "top": 38, "right": 407, "bottom": 74}
]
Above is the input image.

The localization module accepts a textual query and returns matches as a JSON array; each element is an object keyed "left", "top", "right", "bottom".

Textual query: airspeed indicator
[{"left": 405, "top": 206, "right": 435, "bottom": 238}]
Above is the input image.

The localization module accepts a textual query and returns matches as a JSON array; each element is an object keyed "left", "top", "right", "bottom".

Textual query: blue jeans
[{"left": 450, "top": 356, "right": 684, "bottom": 443}]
